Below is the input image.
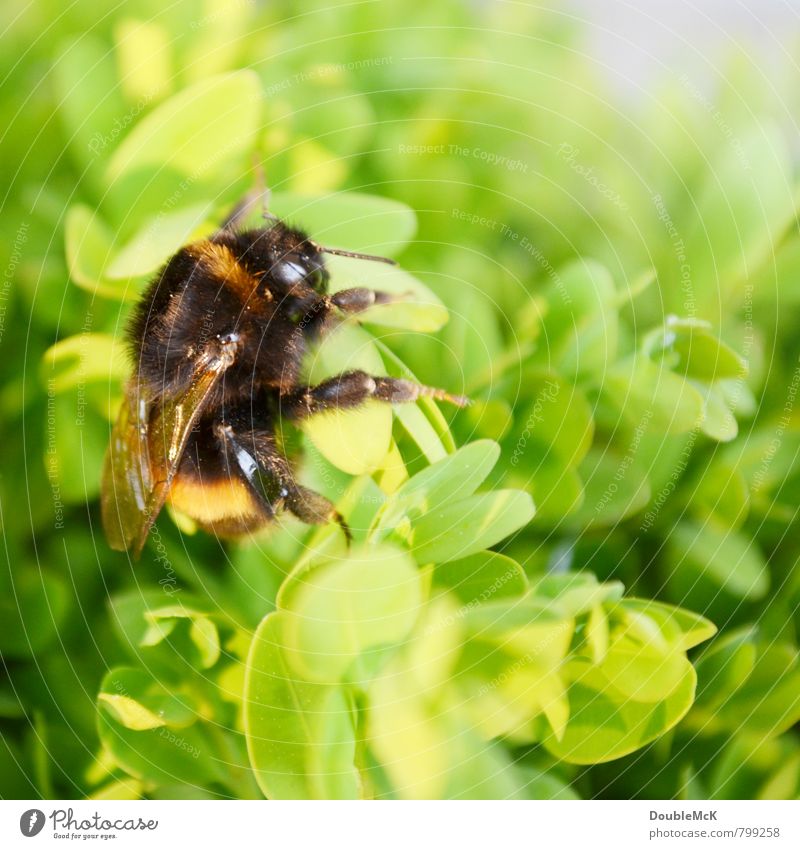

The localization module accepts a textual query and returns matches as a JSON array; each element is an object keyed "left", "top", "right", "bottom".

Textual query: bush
[{"left": 2, "top": 0, "right": 799, "bottom": 800}]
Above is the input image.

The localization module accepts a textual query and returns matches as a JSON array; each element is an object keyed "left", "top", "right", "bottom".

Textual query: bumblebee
[{"left": 100, "top": 191, "right": 467, "bottom": 558}]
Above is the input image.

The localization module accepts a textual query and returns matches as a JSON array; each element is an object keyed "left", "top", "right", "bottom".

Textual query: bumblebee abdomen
[{"left": 167, "top": 472, "right": 272, "bottom": 538}]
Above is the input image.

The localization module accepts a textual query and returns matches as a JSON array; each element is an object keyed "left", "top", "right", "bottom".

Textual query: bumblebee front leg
[
  {"left": 281, "top": 370, "right": 469, "bottom": 420},
  {"left": 329, "top": 287, "right": 400, "bottom": 314},
  {"left": 296, "top": 288, "right": 409, "bottom": 332}
]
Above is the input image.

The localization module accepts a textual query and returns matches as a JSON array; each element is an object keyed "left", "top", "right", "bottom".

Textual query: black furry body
[{"left": 128, "top": 224, "right": 338, "bottom": 536}]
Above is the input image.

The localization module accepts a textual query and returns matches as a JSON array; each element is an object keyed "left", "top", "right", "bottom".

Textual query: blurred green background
[{"left": 2, "top": 0, "right": 800, "bottom": 800}]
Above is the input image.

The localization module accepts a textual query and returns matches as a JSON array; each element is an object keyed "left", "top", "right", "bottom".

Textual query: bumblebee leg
[
  {"left": 296, "top": 288, "right": 409, "bottom": 338},
  {"left": 214, "top": 420, "right": 349, "bottom": 539},
  {"left": 284, "top": 485, "right": 351, "bottom": 541},
  {"left": 281, "top": 370, "right": 469, "bottom": 420},
  {"left": 329, "top": 287, "right": 403, "bottom": 314}
]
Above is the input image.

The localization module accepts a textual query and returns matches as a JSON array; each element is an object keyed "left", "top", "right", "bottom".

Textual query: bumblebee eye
[
  {"left": 306, "top": 266, "right": 328, "bottom": 292},
  {"left": 272, "top": 260, "right": 307, "bottom": 288}
]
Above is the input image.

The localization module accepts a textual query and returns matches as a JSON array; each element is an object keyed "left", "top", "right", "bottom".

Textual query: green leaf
[
  {"left": 372, "top": 440, "right": 500, "bottom": 538},
  {"left": 598, "top": 637, "right": 692, "bottom": 703},
  {"left": 189, "top": 618, "right": 221, "bottom": 669},
  {"left": 303, "top": 323, "right": 391, "bottom": 474},
  {"left": 98, "top": 668, "right": 197, "bottom": 730},
  {"left": 244, "top": 613, "right": 360, "bottom": 799},
  {"left": 433, "top": 551, "right": 528, "bottom": 605},
  {"left": 542, "top": 661, "right": 696, "bottom": 764},
  {"left": 106, "top": 203, "right": 212, "bottom": 278},
  {"left": 511, "top": 373, "right": 594, "bottom": 468},
  {"left": 107, "top": 71, "right": 262, "bottom": 180},
  {"left": 89, "top": 778, "right": 144, "bottom": 801},
  {"left": 411, "top": 489, "right": 535, "bottom": 564},
  {"left": 281, "top": 544, "right": 422, "bottom": 683},
  {"left": 533, "top": 572, "right": 625, "bottom": 618},
  {"left": 689, "top": 458, "right": 750, "bottom": 529},
  {"left": 41, "top": 390, "right": 108, "bottom": 503},
  {"left": 393, "top": 403, "right": 449, "bottom": 464},
  {"left": 114, "top": 18, "right": 172, "bottom": 103},
  {"left": 567, "top": 448, "right": 651, "bottom": 528},
  {"left": 65, "top": 205, "right": 139, "bottom": 300},
  {"left": 694, "top": 628, "right": 757, "bottom": 710},
  {"left": 43, "top": 333, "right": 129, "bottom": 392},
  {"left": 0, "top": 571, "right": 69, "bottom": 658},
  {"left": 540, "top": 259, "right": 618, "bottom": 378},
  {"left": 616, "top": 600, "right": 717, "bottom": 652},
  {"left": 698, "top": 384, "right": 739, "bottom": 442},
  {"left": 666, "top": 321, "right": 748, "bottom": 382},
  {"left": 586, "top": 605, "right": 609, "bottom": 664},
  {"left": 464, "top": 398, "right": 514, "bottom": 441},
  {"left": 97, "top": 668, "right": 222, "bottom": 788},
  {"left": 52, "top": 36, "right": 128, "bottom": 167},
  {"left": 518, "top": 765, "right": 580, "bottom": 800},
  {"left": 454, "top": 602, "right": 574, "bottom": 741},
  {"left": 524, "top": 460, "right": 584, "bottom": 523},
  {"left": 108, "top": 591, "right": 221, "bottom": 676},
  {"left": 269, "top": 191, "right": 416, "bottom": 257},
  {"left": 605, "top": 355, "right": 704, "bottom": 436},
  {"left": 366, "top": 630, "right": 528, "bottom": 799},
  {"left": 141, "top": 608, "right": 222, "bottom": 670},
  {"left": 375, "top": 338, "right": 457, "bottom": 457},
  {"left": 700, "top": 642, "right": 800, "bottom": 741},
  {"left": 98, "top": 695, "right": 168, "bottom": 731},
  {"left": 667, "top": 520, "right": 769, "bottom": 600}
]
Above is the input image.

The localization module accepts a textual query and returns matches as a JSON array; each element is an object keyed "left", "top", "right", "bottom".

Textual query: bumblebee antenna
[{"left": 318, "top": 245, "right": 397, "bottom": 265}]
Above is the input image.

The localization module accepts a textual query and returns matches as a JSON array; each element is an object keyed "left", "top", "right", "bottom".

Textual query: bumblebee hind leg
[{"left": 214, "top": 419, "right": 349, "bottom": 540}]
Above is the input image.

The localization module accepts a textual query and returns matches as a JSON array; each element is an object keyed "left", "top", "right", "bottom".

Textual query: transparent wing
[
  {"left": 101, "top": 381, "right": 152, "bottom": 553},
  {"left": 101, "top": 340, "right": 237, "bottom": 557}
]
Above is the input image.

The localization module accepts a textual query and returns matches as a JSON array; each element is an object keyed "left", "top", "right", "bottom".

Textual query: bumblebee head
[{"left": 269, "top": 224, "right": 331, "bottom": 294}]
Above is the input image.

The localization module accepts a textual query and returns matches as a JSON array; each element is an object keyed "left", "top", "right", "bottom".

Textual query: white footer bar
[{"left": 1, "top": 799, "right": 798, "bottom": 848}]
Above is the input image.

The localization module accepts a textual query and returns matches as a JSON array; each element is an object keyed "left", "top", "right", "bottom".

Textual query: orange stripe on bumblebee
[{"left": 187, "top": 241, "right": 270, "bottom": 303}]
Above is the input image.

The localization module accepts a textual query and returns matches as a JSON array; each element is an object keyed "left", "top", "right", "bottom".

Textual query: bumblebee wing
[
  {"left": 102, "top": 340, "right": 238, "bottom": 557},
  {"left": 101, "top": 381, "right": 153, "bottom": 553}
]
